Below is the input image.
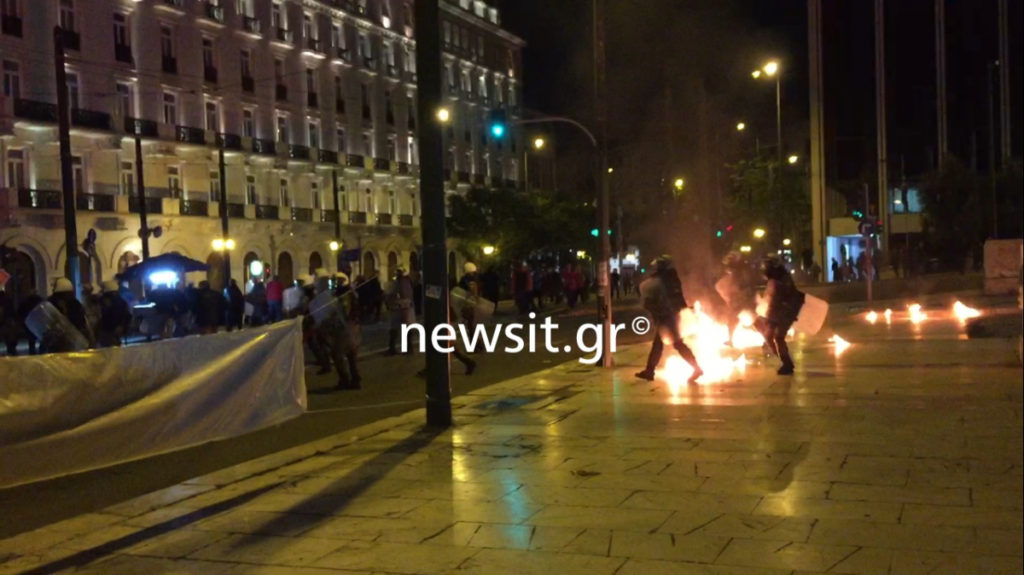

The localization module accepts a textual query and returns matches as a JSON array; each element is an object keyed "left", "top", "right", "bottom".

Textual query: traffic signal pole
[{"left": 415, "top": 0, "right": 452, "bottom": 428}]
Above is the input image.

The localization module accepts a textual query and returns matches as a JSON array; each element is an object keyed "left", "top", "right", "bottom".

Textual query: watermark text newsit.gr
[{"left": 400, "top": 313, "right": 652, "bottom": 365}]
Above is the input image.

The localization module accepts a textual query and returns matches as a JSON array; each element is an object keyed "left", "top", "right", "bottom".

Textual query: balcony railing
[
  {"left": 241, "top": 75, "right": 255, "bottom": 92},
  {"left": 398, "top": 214, "right": 414, "bottom": 226},
  {"left": 76, "top": 193, "right": 116, "bottom": 212},
  {"left": 71, "top": 108, "right": 112, "bottom": 131},
  {"left": 216, "top": 132, "right": 243, "bottom": 150},
  {"left": 334, "top": 47, "right": 350, "bottom": 62},
  {"left": 114, "top": 43, "right": 133, "bottom": 64},
  {"left": 242, "top": 16, "right": 261, "bottom": 34},
  {"left": 321, "top": 210, "right": 337, "bottom": 223},
  {"left": 61, "top": 28, "right": 80, "bottom": 51},
  {"left": 348, "top": 211, "right": 368, "bottom": 224},
  {"left": 318, "top": 149, "right": 338, "bottom": 163},
  {"left": 14, "top": 99, "right": 58, "bottom": 123},
  {"left": 362, "top": 56, "right": 375, "bottom": 70},
  {"left": 176, "top": 125, "right": 206, "bottom": 145},
  {"left": 373, "top": 158, "right": 390, "bottom": 171},
  {"left": 346, "top": 154, "right": 364, "bottom": 168},
  {"left": 274, "top": 27, "right": 293, "bottom": 44},
  {"left": 289, "top": 144, "right": 311, "bottom": 160},
  {"left": 180, "top": 199, "right": 208, "bottom": 216},
  {"left": 204, "top": 66, "right": 218, "bottom": 84},
  {"left": 2, "top": 15, "right": 22, "bottom": 37},
  {"left": 375, "top": 213, "right": 392, "bottom": 226},
  {"left": 202, "top": 2, "right": 224, "bottom": 23},
  {"left": 255, "top": 205, "right": 279, "bottom": 220},
  {"left": 291, "top": 207, "right": 313, "bottom": 222},
  {"left": 306, "top": 38, "right": 323, "bottom": 53},
  {"left": 397, "top": 162, "right": 410, "bottom": 175},
  {"left": 129, "top": 196, "right": 163, "bottom": 214},
  {"left": 307, "top": 92, "right": 318, "bottom": 107},
  {"left": 252, "top": 138, "right": 276, "bottom": 155},
  {"left": 125, "top": 116, "right": 159, "bottom": 138},
  {"left": 227, "top": 203, "right": 246, "bottom": 218},
  {"left": 162, "top": 55, "right": 177, "bottom": 74},
  {"left": 17, "top": 188, "right": 61, "bottom": 209},
  {"left": 276, "top": 84, "right": 288, "bottom": 101}
]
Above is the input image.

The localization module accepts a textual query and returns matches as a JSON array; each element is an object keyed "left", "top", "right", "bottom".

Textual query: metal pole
[
  {"left": 54, "top": 27, "right": 80, "bottom": 299},
  {"left": 415, "top": 0, "right": 451, "bottom": 427},
  {"left": 594, "top": 0, "right": 612, "bottom": 367},
  {"left": 218, "top": 145, "right": 231, "bottom": 285},
  {"left": 134, "top": 131, "right": 150, "bottom": 259},
  {"left": 864, "top": 183, "right": 873, "bottom": 302},
  {"left": 874, "top": 0, "right": 889, "bottom": 253},
  {"left": 808, "top": 0, "right": 828, "bottom": 276},
  {"left": 332, "top": 169, "right": 342, "bottom": 270},
  {"left": 997, "top": 0, "right": 1011, "bottom": 163},
  {"left": 775, "top": 74, "right": 783, "bottom": 169},
  {"left": 935, "top": 0, "right": 947, "bottom": 168},
  {"left": 988, "top": 62, "right": 998, "bottom": 238}
]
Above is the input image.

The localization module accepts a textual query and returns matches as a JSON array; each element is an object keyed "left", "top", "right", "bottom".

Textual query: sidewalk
[{"left": 1, "top": 319, "right": 1021, "bottom": 574}]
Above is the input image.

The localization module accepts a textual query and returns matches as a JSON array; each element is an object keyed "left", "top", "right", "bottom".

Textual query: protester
[
  {"left": 194, "top": 280, "right": 224, "bottom": 335},
  {"left": 0, "top": 289, "right": 20, "bottom": 356},
  {"left": 718, "top": 251, "right": 759, "bottom": 337},
  {"left": 310, "top": 274, "right": 361, "bottom": 389},
  {"left": 46, "top": 277, "right": 90, "bottom": 352},
  {"left": 561, "top": 263, "right": 582, "bottom": 308},
  {"left": 386, "top": 267, "right": 415, "bottom": 355},
  {"left": 481, "top": 266, "right": 501, "bottom": 314},
  {"left": 610, "top": 268, "right": 621, "bottom": 300},
  {"left": 761, "top": 256, "right": 805, "bottom": 375},
  {"left": 283, "top": 278, "right": 305, "bottom": 318},
  {"left": 97, "top": 280, "right": 131, "bottom": 347},
  {"left": 635, "top": 256, "right": 703, "bottom": 383},
  {"left": 511, "top": 261, "right": 533, "bottom": 316},
  {"left": 17, "top": 288, "right": 44, "bottom": 354},
  {"left": 225, "top": 279, "right": 245, "bottom": 331},
  {"left": 266, "top": 275, "right": 284, "bottom": 323}
]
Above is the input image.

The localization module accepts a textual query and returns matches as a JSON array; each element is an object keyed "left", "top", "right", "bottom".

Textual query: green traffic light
[
  {"left": 716, "top": 230, "right": 723, "bottom": 238},
  {"left": 590, "top": 228, "right": 599, "bottom": 237}
]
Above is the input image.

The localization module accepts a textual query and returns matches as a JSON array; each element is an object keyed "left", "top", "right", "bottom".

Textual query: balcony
[
  {"left": 255, "top": 205, "right": 279, "bottom": 220},
  {"left": 216, "top": 132, "right": 243, "bottom": 150},
  {"left": 334, "top": 47, "right": 350, "bottom": 62},
  {"left": 176, "top": 125, "right": 206, "bottom": 145},
  {"left": 307, "top": 92, "right": 318, "bottom": 108},
  {"left": 276, "top": 84, "right": 288, "bottom": 101},
  {"left": 398, "top": 214, "right": 414, "bottom": 226},
  {"left": 252, "top": 138, "right": 275, "bottom": 155},
  {"left": 373, "top": 157, "right": 390, "bottom": 171},
  {"left": 305, "top": 38, "right": 324, "bottom": 54},
  {"left": 2, "top": 15, "right": 22, "bottom": 37},
  {"left": 289, "top": 144, "right": 311, "bottom": 160},
  {"left": 125, "top": 116, "right": 158, "bottom": 138},
  {"left": 201, "top": 2, "right": 224, "bottom": 23},
  {"left": 13, "top": 99, "right": 58, "bottom": 123},
  {"left": 318, "top": 149, "right": 338, "bottom": 163},
  {"left": 61, "top": 28, "right": 80, "bottom": 51},
  {"left": 348, "top": 211, "right": 367, "bottom": 224},
  {"left": 17, "top": 188, "right": 61, "bottom": 209},
  {"left": 180, "top": 199, "right": 208, "bottom": 217},
  {"left": 504, "top": 179, "right": 517, "bottom": 189},
  {"left": 362, "top": 57, "right": 375, "bottom": 71},
  {"left": 204, "top": 66, "right": 218, "bottom": 84},
  {"left": 114, "top": 43, "right": 133, "bottom": 64},
  {"left": 227, "top": 203, "right": 246, "bottom": 218},
  {"left": 397, "top": 162, "right": 410, "bottom": 175},
  {"left": 129, "top": 196, "right": 163, "bottom": 215},
  {"left": 345, "top": 154, "right": 363, "bottom": 168},
  {"left": 161, "top": 0, "right": 185, "bottom": 8},
  {"left": 291, "top": 207, "right": 313, "bottom": 222},
  {"left": 162, "top": 55, "right": 177, "bottom": 74},
  {"left": 321, "top": 210, "right": 337, "bottom": 223},
  {"left": 76, "top": 193, "right": 116, "bottom": 212},
  {"left": 386, "top": 64, "right": 398, "bottom": 78},
  {"left": 274, "top": 27, "right": 293, "bottom": 44},
  {"left": 71, "top": 109, "right": 112, "bottom": 131},
  {"left": 242, "top": 16, "right": 261, "bottom": 35},
  {"left": 241, "top": 75, "right": 255, "bottom": 93},
  {"left": 375, "top": 213, "right": 392, "bottom": 226}
]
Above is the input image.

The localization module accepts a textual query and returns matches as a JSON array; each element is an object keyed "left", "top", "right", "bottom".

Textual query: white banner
[{"left": 0, "top": 319, "right": 307, "bottom": 488}]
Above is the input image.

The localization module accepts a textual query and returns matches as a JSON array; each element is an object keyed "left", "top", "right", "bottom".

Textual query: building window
[
  {"left": 442, "top": 21, "right": 450, "bottom": 46},
  {"left": 162, "top": 91, "right": 177, "bottom": 124},
  {"left": 209, "top": 169, "right": 221, "bottom": 202},
  {"left": 115, "top": 81, "right": 133, "bottom": 117},
  {"left": 271, "top": 1, "right": 283, "bottom": 29},
  {"left": 59, "top": 0, "right": 76, "bottom": 33},
  {"left": 360, "top": 84, "right": 370, "bottom": 119},
  {"left": 71, "top": 156, "right": 84, "bottom": 195},
  {"left": 202, "top": 38, "right": 216, "bottom": 74},
  {"left": 311, "top": 180, "right": 320, "bottom": 210},
  {"left": 240, "top": 49, "right": 252, "bottom": 78},
  {"left": 205, "top": 100, "right": 219, "bottom": 131},
  {"left": 362, "top": 131, "right": 372, "bottom": 156},
  {"left": 332, "top": 23, "right": 345, "bottom": 51},
  {"left": 404, "top": 45, "right": 415, "bottom": 73},
  {"left": 276, "top": 113, "right": 289, "bottom": 143},
  {"left": 65, "top": 71, "right": 80, "bottom": 109},
  {"left": 303, "top": 12, "right": 313, "bottom": 39},
  {"left": 246, "top": 174, "right": 257, "bottom": 204},
  {"left": 160, "top": 25, "right": 174, "bottom": 59},
  {"left": 334, "top": 75, "right": 345, "bottom": 114},
  {"left": 477, "top": 36, "right": 484, "bottom": 60},
  {"left": 383, "top": 41, "right": 395, "bottom": 73},
  {"left": 386, "top": 135, "right": 396, "bottom": 161},
  {"left": 384, "top": 89, "right": 393, "bottom": 124},
  {"left": 279, "top": 178, "right": 289, "bottom": 207},
  {"left": 308, "top": 118, "right": 319, "bottom": 148},
  {"left": 407, "top": 135, "right": 417, "bottom": 164},
  {"left": 167, "top": 165, "right": 181, "bottom": 197},
  {"left": 305, "top": 67, "right": 316, "bottom": 97},
  {"left": 113, "top": 13, "right": 131, "bottom": 60},
  {"left": 336, "top": 126, "right": 346, "bottom": 152},
  {"left": 243, "top": 108, "right": 255, "bottom": 138},
  {"left": 2, "top": 60, "right": 20, "bottom": 98},
  {"left": 119, "top": 160, "right": 134, "bottom": 195},
  {"left": 364, "top": 188, "right": 373, "bottom": 212},
  {"left": 6, "top": 149, "right": 24, "bottom": 189},
  {"left": 403, "top": 2, "right": 413, "bottom": 35},
  {"left": 478, "top": 74, "right": 487, "bottom": 101},
  {"left": 357, "top": 32, "right": 371, "bottom": 61}
]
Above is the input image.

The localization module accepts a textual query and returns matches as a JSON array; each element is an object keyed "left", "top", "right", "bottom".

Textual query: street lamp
[
  {"left": 482, "top": 245, "right": 496, "bottom": 256},
  {"left": 211, "top": 238, "right": 235, "bottom": 251},
  {"left": 736, "top": 122, "right": 746, "bottom": 131},
  {"left": 787, "top": 154, "right": 799, "bottom": 164},
  {"left": 753, "top": 228, "right": 766, "bottom": 239},
  {"left": 783, "top": 238, "right": 792, "bottom": 246},
  {"left": 533, "top": 137, "right": 545, "bottom": 150},
  {"left": 674, "top": 178, "right": 685, "bottom": 191},
  {"left": 329, "top": 240, "right": 340, "bottom": 252},
  {"left": 752, "top": 59, "right": 783, "bottom": 168},
  {"left": 435, "top": 107, "right": 450, "bottom": 123},
  {"left": 739, "top": 245, "right": 752, "bottom": 253}
]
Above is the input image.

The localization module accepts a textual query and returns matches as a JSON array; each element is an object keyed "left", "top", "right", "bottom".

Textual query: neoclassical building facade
[{"left": 0, "top": 0, "right": 523, "bottom": 296}]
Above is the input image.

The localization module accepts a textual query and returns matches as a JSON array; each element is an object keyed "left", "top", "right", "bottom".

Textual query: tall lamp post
[{"left": 752, "top": 60, "right": 782, "bottom": 168}]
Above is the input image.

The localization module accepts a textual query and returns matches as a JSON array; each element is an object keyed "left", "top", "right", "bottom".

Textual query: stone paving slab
[{"left": 1, "top": 318, "right": 1022, "bottom": 574}]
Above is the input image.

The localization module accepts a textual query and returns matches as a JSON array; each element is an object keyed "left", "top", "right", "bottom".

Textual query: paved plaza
[{"left": 1, "top": 309, "right": 1021, "bottom": 574}]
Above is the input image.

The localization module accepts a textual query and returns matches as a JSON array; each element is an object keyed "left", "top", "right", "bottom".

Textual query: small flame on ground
[
  {"left": 884, "top": 309, "right": 893, "bottom": 324},
  {"left": 952, "top": 301, "right": 981, "bottom": 323},
  {"left": 829, "top": 334, "right": 851, "bottom": 355},
  {"left": 908, "top": 303, "right": 927, "bottom": 324},
  {"left": 865, "top": 311, "right": 879, "bottom": 324}
]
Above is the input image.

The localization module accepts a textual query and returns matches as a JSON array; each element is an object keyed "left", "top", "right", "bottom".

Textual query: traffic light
[
  {"left": 488, "top": 109, "right": 507, "bottom": 139},
  {"left": 716, "top": 230, "right": 723, "bottom": 238},
  {"left": 852, "top": 209, "right": 864, "bottom": 220},
  {"left": 590, "top": 228, "right": 612, "bottom": 237}
]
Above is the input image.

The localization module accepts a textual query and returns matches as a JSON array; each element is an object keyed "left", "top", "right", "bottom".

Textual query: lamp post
[
  {"left": 752, "top": 60, "right": 783, "bottom": 168},
  {"left": 523, "top": 136, "right": 545, "bottom": 191}
]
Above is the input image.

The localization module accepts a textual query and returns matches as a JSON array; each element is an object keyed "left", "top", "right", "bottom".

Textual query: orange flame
[
  {"left": 952, "top": 301, "right": 980, "bottom": 323},
  {"left": 884, "top": 308, "right": 893, "bottom": 324},
  {"left": 654, "top": 302, "right": 761, "bottom": 392},
  {"left": 829, "top": 334, "right": 851, "bottom": 355},
  {"left": 865, "top": 311, "right": 879, "bottom": 324},
  {"left": 908, "top": 303, "right": 927, "bottom": 324}
]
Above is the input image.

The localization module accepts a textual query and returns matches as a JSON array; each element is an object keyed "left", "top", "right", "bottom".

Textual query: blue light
[
  {"left": 491, "top": 124, "right": 505, "bottom": 138},
  {"left": 148, "top": 270, "right": 179, "bottom": 288}
]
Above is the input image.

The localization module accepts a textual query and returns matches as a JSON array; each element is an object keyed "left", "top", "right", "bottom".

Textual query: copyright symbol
[{"left": 631, "top": 316, "right": 651, "bottom": 335}]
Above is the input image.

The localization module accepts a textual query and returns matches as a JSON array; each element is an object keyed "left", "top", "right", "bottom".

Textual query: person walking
[
  {"left": 386, "top": 267, "right": 415, "bottom": 355},
  {"left": 310, "top": 274, "right": 361, "bottom": 389},
  {"left": 225, "top": 279, "right": 245, "bottom": 331},
  {"left": 635, "top": 256, "right": 704, "bottom": 383},
  {"left": 561, "top": 263, "right": 581, "bottom": 309},
  {"left": 194, "top": 280, "right": 224, "bottom": 335},
  {"left": 610, "top": 268, "right": 621, "bottom": 300},
  {"left": 265, "top": 276, "right": 284, "bottom": 323},
  {"left": 97, "top": 280, "right": 131, "bottom": 347},
  {"left": 760, "top": 257, "right": 805, "bottom": 375},
  {"left": 511, "top": 261, "right": 533, "bottom": 316}
]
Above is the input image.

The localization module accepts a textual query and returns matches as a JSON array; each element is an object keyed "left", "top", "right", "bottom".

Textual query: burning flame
[
  {"left": 829, "top": 334, "right": 851, "bottom": 355},
  {"left": 908, "top": 303, "right": 927, "bottom": 324},
  {"left": 865, "top": 311, "right": 879, "bottom": 324},
  {"left": 952, "top": 301, "right": 980, "bottom": 323},
  {"left": 884, "top": 309, "right": 893, "bottom": 324}
]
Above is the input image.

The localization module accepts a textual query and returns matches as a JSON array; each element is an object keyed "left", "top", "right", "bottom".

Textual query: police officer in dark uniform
[
  {"left": 635, "top": 256, "right": 704, "bottom": 383},
  {"left": 761, "top": 257, "right": 805, "bottom": 375}
]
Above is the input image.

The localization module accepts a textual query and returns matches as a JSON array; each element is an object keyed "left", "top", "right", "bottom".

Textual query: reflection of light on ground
[
  {"left": 908, "top": 303, "right": 927, "bottom": 324},
  {"left": 829, "top": 334, "right": 851, "bottom": 355},
  {"left": 884, "top": 309, "right": 893, "bottom": 324},
  {"left": 865, "top": 311, "right": 878, "bottom": 324},
  {"left": 952, "top": 301, "right": 981, "bottom": 323}
]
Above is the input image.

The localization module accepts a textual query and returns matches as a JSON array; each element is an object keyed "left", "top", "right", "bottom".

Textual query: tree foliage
[{"left": 724, "top": 158, "right": 811, "bottom": 246}]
